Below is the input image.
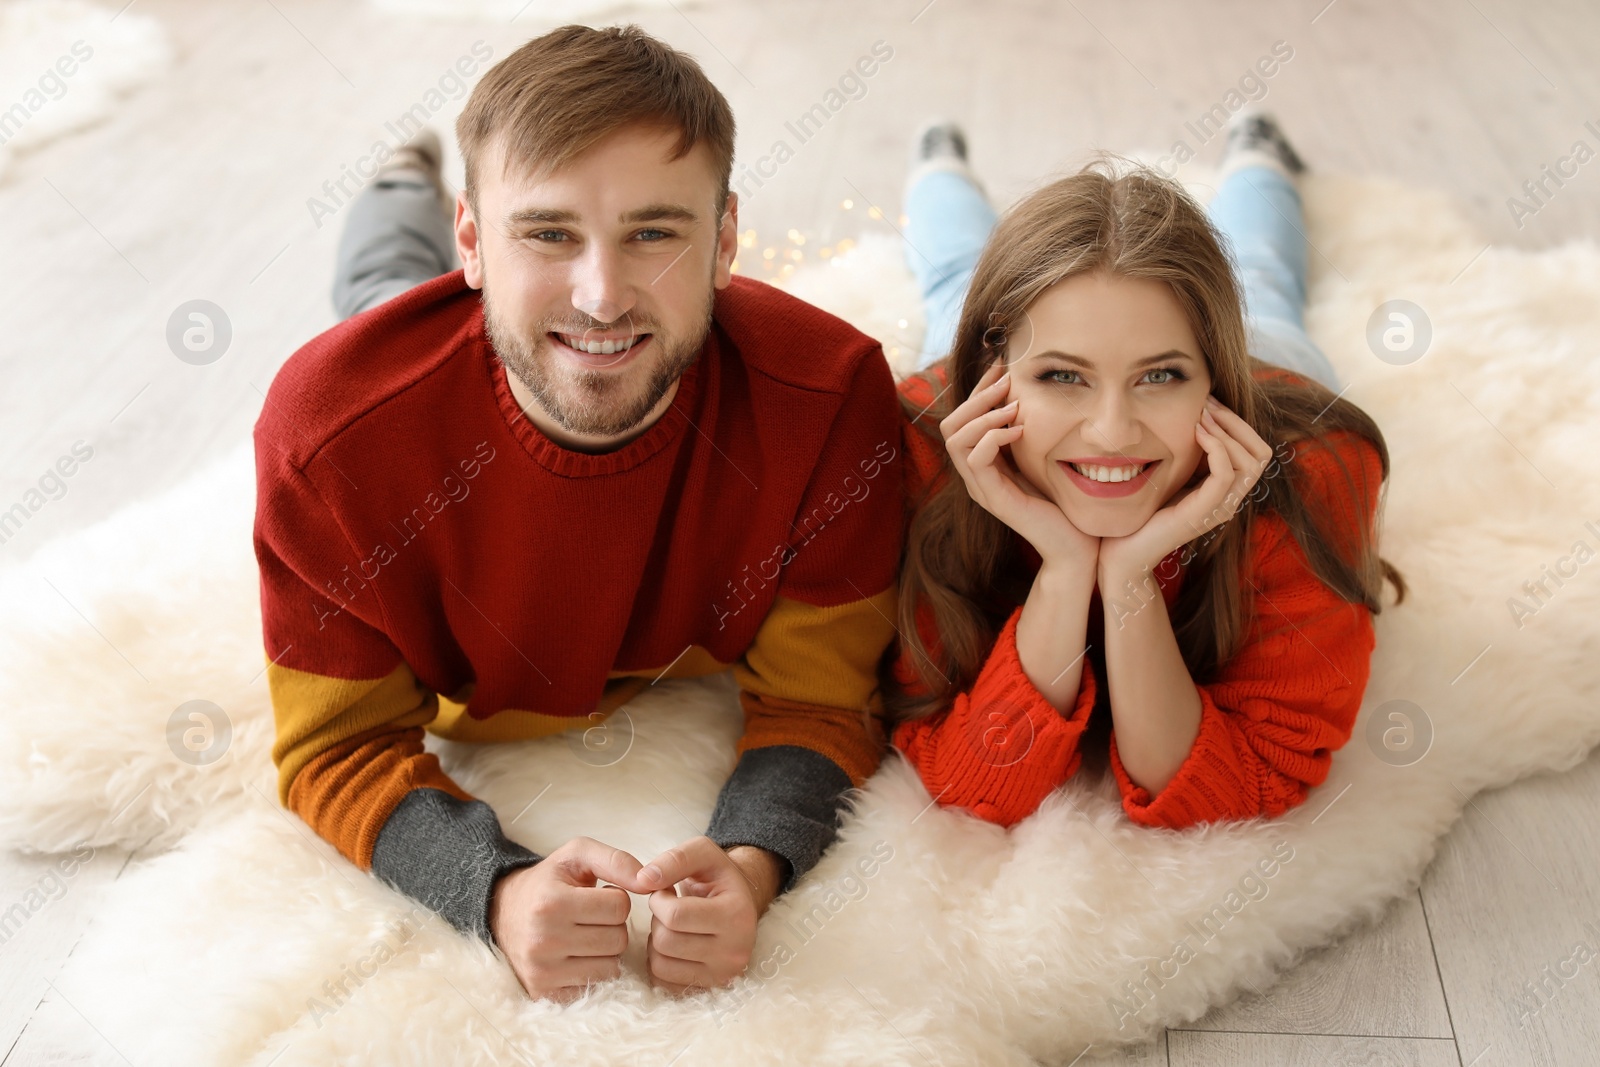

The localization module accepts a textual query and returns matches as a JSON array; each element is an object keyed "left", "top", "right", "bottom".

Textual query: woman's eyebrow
[{"left": 1031, "top": 349, "right": 1195, "bottom": 368}]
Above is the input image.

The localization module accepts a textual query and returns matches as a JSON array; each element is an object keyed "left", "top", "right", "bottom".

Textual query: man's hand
[
  {"left": 635, "top": 837, "right": 786, "bottom": 996},
  {"left": 488, "top": 836, "right": 643, "bottom": 1003}
]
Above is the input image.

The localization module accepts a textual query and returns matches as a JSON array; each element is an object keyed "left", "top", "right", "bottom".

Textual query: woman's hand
[
  {"left": 1097, "top": 395, "right": 1275, "bottom": 582},
  {"left": 940, "top": 359, "right": 1100, "bottom": 574}
]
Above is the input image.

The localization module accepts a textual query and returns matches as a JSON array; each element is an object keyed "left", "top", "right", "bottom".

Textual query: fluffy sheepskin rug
[
  {"left": 0, "top": 0, "right": 171, "bottom": 181},
  {"left": 3, "top": 172, "right": 1599, "bottom": 1066}
]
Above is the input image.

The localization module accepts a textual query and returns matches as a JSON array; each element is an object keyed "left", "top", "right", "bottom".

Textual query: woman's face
[{"left": 1000, "top": 270, "right": 1213, "bottom": 539}]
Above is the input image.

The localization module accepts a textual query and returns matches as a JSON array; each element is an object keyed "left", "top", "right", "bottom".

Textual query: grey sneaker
[
  {"left": 911, "top": 119, "right": 969, "bottom": 170},
  {"left": 1222, "top": 112, "right": 1306, "bottom": 177},
  {"left": 377, "top": 128, "right": 451, "bottom": 211},
  {"left": 905, "top": 118, "right": 985, "bottom": 204}
]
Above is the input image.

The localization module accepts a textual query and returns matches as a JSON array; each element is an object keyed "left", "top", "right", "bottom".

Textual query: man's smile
[{"left": 548, "top": 330, "right": 654, "bottom": 369}]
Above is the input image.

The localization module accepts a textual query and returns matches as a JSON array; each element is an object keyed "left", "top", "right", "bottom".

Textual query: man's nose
[{"left": 570, "top": 244, "right": 635, "bottom": 325}]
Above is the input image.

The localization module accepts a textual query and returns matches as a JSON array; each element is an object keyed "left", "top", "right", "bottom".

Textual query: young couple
[{"left": 254, "top": 24, "right": 1404, "bottom": 1007}]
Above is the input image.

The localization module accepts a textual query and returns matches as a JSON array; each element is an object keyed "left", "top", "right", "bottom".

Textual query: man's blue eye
[
  {"left": 637, "top": 229, "right": 671, "bottom": 241},
  {"left": 534, "top": 230, "right": 567, "bottom": 242}
]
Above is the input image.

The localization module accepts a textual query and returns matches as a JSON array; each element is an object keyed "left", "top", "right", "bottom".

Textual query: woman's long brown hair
[{"left": 886, "top": 159, "right": 1407, "bottom": 723}]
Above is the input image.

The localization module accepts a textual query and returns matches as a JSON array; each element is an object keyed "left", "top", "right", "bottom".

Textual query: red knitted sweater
[
  {"left": 889, "top": 366, "right": 1384, "bottom": 830},
  {"left": 253, "top": 271, "right": 903, "bottom": 882}
]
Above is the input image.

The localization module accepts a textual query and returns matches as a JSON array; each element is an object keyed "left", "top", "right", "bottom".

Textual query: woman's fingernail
[{"left": 1206, "top": 395, "right": 1220, "bottom": 407}]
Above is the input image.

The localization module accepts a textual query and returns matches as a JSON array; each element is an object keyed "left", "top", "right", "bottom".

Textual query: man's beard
[{"left": 482, "top": 273, "right": 714, "bottom": 439}]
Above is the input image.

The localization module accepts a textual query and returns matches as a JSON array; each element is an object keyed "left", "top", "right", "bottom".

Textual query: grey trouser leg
[{"left": 331, "top": 175, "right": 458, "bottom": 320}]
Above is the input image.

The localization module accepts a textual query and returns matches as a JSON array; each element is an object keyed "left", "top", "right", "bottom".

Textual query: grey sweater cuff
[
  {"left": 704, "top": 745, "right": 854, "bottom": 895},
  {"left": 370, "top": 787, "right": 543, "bottom": 945}
]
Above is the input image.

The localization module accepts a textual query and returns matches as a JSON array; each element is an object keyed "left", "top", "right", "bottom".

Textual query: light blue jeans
[{"left": 902, "top": 164, "right": 1341, "bottom": 391}]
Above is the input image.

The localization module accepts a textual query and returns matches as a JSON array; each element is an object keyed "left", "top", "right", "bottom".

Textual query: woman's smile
[{"left": 1057, "top": 458, "right": 1161, "bottom": 498}]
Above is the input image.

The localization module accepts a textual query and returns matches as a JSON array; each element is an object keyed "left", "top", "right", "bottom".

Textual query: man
[{"left": 253, "top": 25, "right": 904, "bottom": 1002}]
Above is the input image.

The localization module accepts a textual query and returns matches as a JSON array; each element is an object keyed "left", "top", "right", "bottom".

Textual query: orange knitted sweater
[{"left": 889, "top": 366, "right": 1384, "bottom": 830}]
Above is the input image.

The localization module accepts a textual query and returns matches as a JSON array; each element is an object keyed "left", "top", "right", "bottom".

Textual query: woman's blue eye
[{"left": 1033, "top": 367, "right": 1188, "bottom": 385}]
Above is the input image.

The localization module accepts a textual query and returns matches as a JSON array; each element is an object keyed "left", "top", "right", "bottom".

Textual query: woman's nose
[{"left": 1079, "top": 391, "right": 1143, "bottom": 452}]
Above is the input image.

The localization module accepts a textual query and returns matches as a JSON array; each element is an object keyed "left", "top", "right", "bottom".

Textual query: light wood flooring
[{"left": 3, "top": 1, "right": 1598, "bottom": 1063}]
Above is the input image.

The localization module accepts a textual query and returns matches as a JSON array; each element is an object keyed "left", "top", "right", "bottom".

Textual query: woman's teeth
[
  {"left": 1070, "top": 462, "right": 1149, "bottom": 483},
  {"left": 558, "top": 334, "right": 641, "bottom": 356}
]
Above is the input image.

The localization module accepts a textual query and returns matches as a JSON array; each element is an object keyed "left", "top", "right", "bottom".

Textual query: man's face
[
  {"left": 1001, "top": 270, "right": 1213, "bottom": 539},
  {"left": 455, "top": 124, "right": 738, "bottom": 444}
]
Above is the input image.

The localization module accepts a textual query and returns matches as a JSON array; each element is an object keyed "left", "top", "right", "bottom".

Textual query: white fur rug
[
  {"left": 0, "top": 0, "right": 170, "bottom": 182},
  {"left": 4, "top": 173, "right": 1600, "bottom": 1066}
]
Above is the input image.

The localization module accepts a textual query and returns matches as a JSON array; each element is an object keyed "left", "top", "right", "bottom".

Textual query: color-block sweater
[
  {"left": 253, "top": 271, "right": 903, "bottom": 942},
  {"left": 889, "top": 366, "right": 1383, "bottom": 829}
]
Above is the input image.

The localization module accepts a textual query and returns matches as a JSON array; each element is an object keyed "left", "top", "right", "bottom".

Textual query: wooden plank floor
[{"left": 3, "top": 1, "right": 1598, "bottom": 1064}]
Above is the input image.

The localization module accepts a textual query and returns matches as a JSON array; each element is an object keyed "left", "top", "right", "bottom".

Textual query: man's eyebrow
[
  {"left": 620, "top": 203, "right": 700, "bottom": 224},
  {"left": 504, "top": 204, "right": 701, "bottom": 226},
  {"left": 506, "top": 207, "right": 579, "bottom": 226},
  {"left": 1032, "top": 349, "right": 1196, "bottom": 369}
]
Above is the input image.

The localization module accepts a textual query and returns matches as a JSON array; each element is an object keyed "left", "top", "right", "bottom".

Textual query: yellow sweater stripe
[{"left": 268, "top": 587, "right": 897, "bottom": 799}]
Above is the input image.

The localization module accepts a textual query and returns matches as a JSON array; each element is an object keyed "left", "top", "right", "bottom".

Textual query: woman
[{"left": 885, "top": 113, "right": 1407, "bottom": 830}]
